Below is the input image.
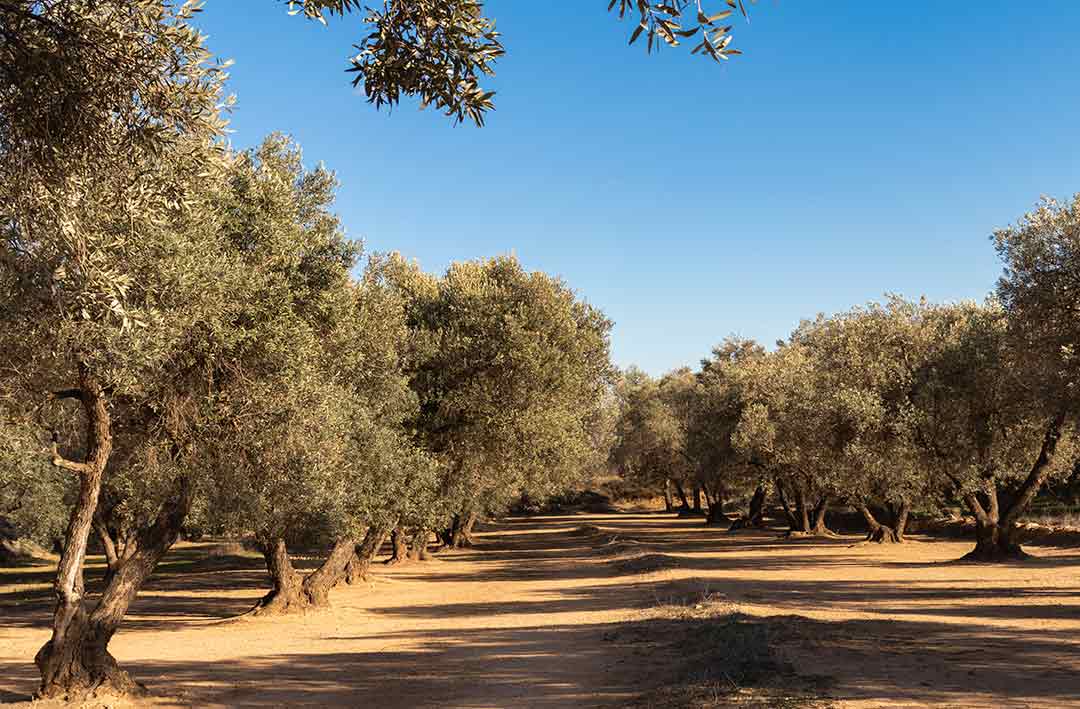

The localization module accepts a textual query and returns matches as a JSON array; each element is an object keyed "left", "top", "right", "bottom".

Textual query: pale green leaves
[{"left": 610, "top": 0, "right": 750, "bottom": 61}]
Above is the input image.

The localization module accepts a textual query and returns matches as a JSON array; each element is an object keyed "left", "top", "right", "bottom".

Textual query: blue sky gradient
[{"left": 193, "top": 1, "right": 1080, "bottom": 374}]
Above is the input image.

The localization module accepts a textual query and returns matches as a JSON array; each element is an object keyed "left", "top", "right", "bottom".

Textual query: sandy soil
[{"left": 2, "top": 513, "right": 1079, "bottom": 708}]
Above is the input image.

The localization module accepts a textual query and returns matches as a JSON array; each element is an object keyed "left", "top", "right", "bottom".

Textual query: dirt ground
[{"left": 2, "top": 512, "right": 1079, "bottom": 708}]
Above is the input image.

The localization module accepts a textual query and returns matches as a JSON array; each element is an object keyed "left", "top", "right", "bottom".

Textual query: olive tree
[
  {"left": 610, "top": 368, "right": 698, "bottom": 511},
  {"left": 733, "top": 342, "right": 842, "bottom": 537},
  {"left": 189, "top": 137, "right": 431, "bottom": 612},
  {"left": 0, "top": 1, "right": 235, "bottom": 696},
  {"left": 792, "top": 300, "right": 941, "bottom": 543},
  {"left": 689, "top": 338, "right": 768, "bottom": 528},
  {"left": 386, "top": 253, "right": 613, "bottom": 547},
  {"left": 905, "top": 300, "right": 1075, "bottom": 560}
]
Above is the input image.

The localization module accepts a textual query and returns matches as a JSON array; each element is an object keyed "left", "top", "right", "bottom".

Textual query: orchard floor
[{"left": 2, "top": 512, "right": 1080, "bottom": 708}]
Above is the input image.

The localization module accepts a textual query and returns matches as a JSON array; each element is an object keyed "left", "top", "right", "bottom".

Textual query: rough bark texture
[
  {"left": 858, "top": 503, "right": 902, "bottom": 543},
  {"left": 37, "top": 445, "right": 193, "bottom": 699},
  {"left": 961, "top": 412, "right": 1067, "bottom": 562},
  {"left": 407, "top": 529, "right": 432, "bottom": 561},
  {"left": 450, "top": 512, "right": 478, "bottom": 549},
  {"left": 302, "top": 537, "right": 357, "bottom": 606},
  {"left": 254, "top": 535, "right": 364, "bottom": 613},
  {"left": 252, "top": 538, "right": 311, "bottom": 615},
  {"left": 35, "top": 366, "right": 129, "bottom": 700},
  {"left": 346, "top": 525, "right": 391, "bottom": 584},
  {"left": 386, "top": 527, "right": 410, "bottom": 564}
]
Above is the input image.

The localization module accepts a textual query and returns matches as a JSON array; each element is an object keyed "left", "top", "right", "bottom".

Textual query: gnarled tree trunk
[
  {"left": 37, "top": 387, "right": 193, "bottom": 701},
  {"left": 407, "top": 529, "right": 432, "bottom": 561},
  {"left": 450, "top": 511, "right": 478, "bottom": 548},
  {"left": 346, "top": 524, "right": 391, "bottom": 584},
  {"left": 253, "top": 535, "right": 359, "bottom": 614},
  {"left": 780, "top": 479, "right": 833, "bottom": 538},
  {"left": 35, "top": 367, "right": 126, "bottom": 700},
  {"left": 385, "top": 526, "right": 410, "bottom": 564},
  {"left": 857, "top": 502, "right": 907, "bottom": 543},
  {"left": 962, "top": 412, "right": 1066, "bottom": 562},
  {"left": 663, "top": 478, "right": 674, "bottom": 512}
]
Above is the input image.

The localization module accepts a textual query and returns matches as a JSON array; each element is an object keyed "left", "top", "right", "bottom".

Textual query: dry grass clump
[
  {"left": 613, "top": 551, "right": 681, "bottom": 575},
  {"left": 622, "top": 601, "right": 834, "bottom": 708}
]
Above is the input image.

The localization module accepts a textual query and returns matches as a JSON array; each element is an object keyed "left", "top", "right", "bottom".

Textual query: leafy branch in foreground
[
  {"left": 611, "top": 0, "right": 751, "bottom": 61},
  {"left": 285, "top": 0, "right": 753, "bottom": 126}
]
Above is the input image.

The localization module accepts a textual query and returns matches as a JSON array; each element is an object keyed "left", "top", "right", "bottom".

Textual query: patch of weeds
[{"left": 621, "top": 601, "right": 834, "bottom": 708}]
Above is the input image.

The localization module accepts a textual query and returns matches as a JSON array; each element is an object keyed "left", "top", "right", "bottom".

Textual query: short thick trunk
[
  {"left": 963, "top": 522, "right": 1028, "bottom": 562},
  {"left": 450, "top": 513, "right": 478, "bottom": 549},
  {"left": 252, "top": 538, "right": 314, "bottom": 615},
  {"left": 858, "top": 503, "right": 907, "bottom": 544},
  {"left": 346, "top": 525, "right": 391, "bottom": 584},
  {"left": 253, "top": 536, "right": 361, "bottom": 613},
  {"left": 407, "top": 529, "right": 432, "bottom": 561},
  {"left": 34, "top": 619, "right": 141, "bottom": 700},
  {"left": 385, "top": 527, "right": 410, "bottom": 565}
]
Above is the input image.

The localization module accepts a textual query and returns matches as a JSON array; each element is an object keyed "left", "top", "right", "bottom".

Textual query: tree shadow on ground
[{"left": 3, "top": 512, "right": 1079, "bottom": 707}]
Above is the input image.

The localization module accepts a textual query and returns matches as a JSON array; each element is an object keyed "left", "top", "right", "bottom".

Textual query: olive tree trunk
[
  {"left": 345, "top": 524, "right": 391, "bottom": 584},
  {"left": 253, "top": 536, "right": 360, "bottom": 614},
  {"left": 37, "top": 369, "right": 193, "bottom": 700},
  {"left": 450, "top": 511, "right": 478, "bottom": 549},
  {"left": 962, "top": 412, "right": 1067, "bottom": 562},
  {"left": 728, "top": 484, "right": 768, "bottom": 531},
  {"left": 778, "top": 478, "right": 833, "bottom": 538},
  {"left": 407, "top": 529, "right": 432, "bottom": 561},
  {"left": 35, "top": 367, "right": 124, "bottom": 700},
  {"left": 385, "top": 526, "right": 410, "bottom": 564},
  {"left": 857, "top": 502, "right": 908, "bottom": 543}
]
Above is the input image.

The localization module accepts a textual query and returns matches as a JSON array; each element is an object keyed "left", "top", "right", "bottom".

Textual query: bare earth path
[{"left": 2, "top": 512, "right": 1080, "bottom": 708}]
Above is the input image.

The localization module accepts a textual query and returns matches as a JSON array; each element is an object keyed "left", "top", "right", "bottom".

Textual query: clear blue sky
[{"left": 193, "top": 1, "right": 1080, "bottom": 374}]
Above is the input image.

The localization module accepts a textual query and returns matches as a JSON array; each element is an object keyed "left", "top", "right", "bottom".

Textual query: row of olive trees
[
  {"left": 612, "top": 196, "right": 1080, "bottom": 562},
  {"left": 0, "top": 2, "right": 612, "bottom": 700}
]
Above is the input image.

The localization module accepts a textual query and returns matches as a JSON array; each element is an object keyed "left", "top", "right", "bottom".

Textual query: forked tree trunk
[
  {"left": 857, "top": 502, "right": 908, "bottom": 543},
  {"left": 450, "top": 512, "right": 478, "bottom": 548},
  {"left": 35, "top": 366, "right": 125, "bottom": 700},
  {"left": 38, "top": 461, "right": 193, "bottom": 699},
  {"left": 253, "top": 536, "right": 359, "bottom": 614},
  {"left": 962, "top": 412, "right": 1067, "bottom": 562},
  {"left": 345, "top": 525, "right": 391, "bottom": 584},
  {"left": 782, "top": 482, "right": 833, "bottom": 538}
]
